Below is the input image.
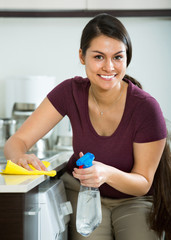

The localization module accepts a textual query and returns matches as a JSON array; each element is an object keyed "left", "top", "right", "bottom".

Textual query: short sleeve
[
  {"left": 134, "top": 97, "right": 167, "bottom": 143},
  {"left": 47, "top": 79, "right": 72, "bottom": 116}
]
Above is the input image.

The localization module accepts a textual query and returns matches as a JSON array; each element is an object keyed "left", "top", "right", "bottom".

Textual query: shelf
[{"left": 0, "top": 9, "right": 171, "bottom": 18}]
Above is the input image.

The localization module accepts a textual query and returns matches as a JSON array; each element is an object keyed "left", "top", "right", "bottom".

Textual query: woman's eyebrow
[
  {"left": 92, "top": 50, "right": 104, "bottom": 54},
  {"left": 114, "top": 50, "right": 125, "bottom": 55},
  {"left": 92, "top": 50, "right": 125, "bottom": 55}
]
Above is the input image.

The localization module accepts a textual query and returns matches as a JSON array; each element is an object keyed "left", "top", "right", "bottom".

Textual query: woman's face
[{"left": 79, "top": 34, "right": 127, "bottom": 91}]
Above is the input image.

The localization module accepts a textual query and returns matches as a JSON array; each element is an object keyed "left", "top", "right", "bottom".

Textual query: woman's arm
[
  {"left": 73, "top": 138, "right": 166, "bottom": 196},
  {"left": 4, "top": 97, "right": 63, "bottom": 170}
]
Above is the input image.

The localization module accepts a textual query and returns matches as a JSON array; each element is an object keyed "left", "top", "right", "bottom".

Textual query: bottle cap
[{"left": 76, "top": 152, "right": 95, "bottom": 169}]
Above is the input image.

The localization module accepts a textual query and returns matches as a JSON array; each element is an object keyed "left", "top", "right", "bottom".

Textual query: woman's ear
[{"left": 79, "top": 49, "right": 85, "bottom": 65}]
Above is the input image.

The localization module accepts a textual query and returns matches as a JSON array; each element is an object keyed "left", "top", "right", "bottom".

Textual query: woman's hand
[
  {"left": 13, "top": 153, "right": 47, "bottom": 171},
  {"left": 72, "top": 152, "right": 107, "bottom": 188}
]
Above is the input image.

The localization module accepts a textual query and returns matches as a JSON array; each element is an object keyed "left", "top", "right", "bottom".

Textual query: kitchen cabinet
[
  {"left": 0, "top": 151, "right": 72, "bottom": 240},
  {"left": 0, "top": 187, "right": 39, "bottom": 240},
  {"left": 0, "top": 151, "right": 73, "bottom": 240},
  {"left": 87, "top": 0, "right": 171, "bottom": 10},
  {"left": 0, "top": 0, "right": 86, "bottom": 10},
  {"left": 0, "top": 0, "right": 170, "bottom": 17},
  {"left": 1, "top": 0, "right": 171, "bottom": 11}
]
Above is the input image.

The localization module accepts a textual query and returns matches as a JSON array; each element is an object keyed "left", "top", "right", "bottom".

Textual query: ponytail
[
  {"left": 124, "top": 74, "right": 143, "bottom": 89},
  {"left": 149, "top": 136, "right": 171, "bottom": 240},
  {"left": 125, "top": 74, "right": 171, "bottom": 239}
]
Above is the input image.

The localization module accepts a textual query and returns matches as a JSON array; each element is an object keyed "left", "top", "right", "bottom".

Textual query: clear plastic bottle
[{"left": 76, "top": 152, "right": 102, "bottom": 237}]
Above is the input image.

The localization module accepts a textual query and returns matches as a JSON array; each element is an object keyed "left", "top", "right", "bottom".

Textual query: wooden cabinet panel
[
  {"left": 0, "top": 0, "right": 86, "bottom": 10},
  {"left": 87, "top": 0, "right": 171, "bottom": 10},
  {"left": 0, "top": 0, "right": 170, "bottom": 17},
  {"left": 0, "top": 187, "right": 38, "bottom": 240}
]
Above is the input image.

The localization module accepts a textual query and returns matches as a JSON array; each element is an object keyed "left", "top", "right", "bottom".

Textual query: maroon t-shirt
[{"left": 47, "top": 76, "right": 167, "bottom": 199}]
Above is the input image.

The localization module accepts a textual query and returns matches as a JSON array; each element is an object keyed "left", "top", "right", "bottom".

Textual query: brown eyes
[{"left": 94, "top": 55, "right": 123, "bottom": 61}]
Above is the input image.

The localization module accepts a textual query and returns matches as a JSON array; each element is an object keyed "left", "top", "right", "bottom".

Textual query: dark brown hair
[
  {"left": 80, "top": 13, "right": 171, "bottom": 238},
  {"left": 149, "top": 139, "right": 171, "bottom": 240}
]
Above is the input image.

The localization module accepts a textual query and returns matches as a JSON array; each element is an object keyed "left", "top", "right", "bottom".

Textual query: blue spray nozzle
[{"left": 76, "top": 152, "right": 95, "bottom": 169}]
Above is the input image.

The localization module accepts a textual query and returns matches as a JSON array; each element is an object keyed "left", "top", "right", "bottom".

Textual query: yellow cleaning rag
[{"left": 0, "top": 160, "right": 56, "bottom": 177}]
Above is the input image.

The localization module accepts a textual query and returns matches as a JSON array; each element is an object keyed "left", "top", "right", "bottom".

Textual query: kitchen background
[
  {"left": 0, "top": 15, "right": 171, "bottom": 121},
  {"left": 0, "top": 3, "right": 171, "bottom": 240}
]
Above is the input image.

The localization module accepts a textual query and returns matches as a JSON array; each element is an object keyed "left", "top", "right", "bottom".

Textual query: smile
[{"left": 99, "top": 74, "right": 116, "bottom": 79}]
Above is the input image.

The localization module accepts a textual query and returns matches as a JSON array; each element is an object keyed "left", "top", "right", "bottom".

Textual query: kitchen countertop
[{"left": 0, "top": 150, "right": 73, "bottom": 193}]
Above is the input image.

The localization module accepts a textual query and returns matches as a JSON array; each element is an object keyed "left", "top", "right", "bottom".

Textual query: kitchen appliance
[
  {"left": 38, "top": 178, "right": 72, "bottom": 240},
  {"left": 5, "top": 75, "right": 58, "bottom": 153},
  {"left": 11, "top": 101, "right": 53, "bottom": 155},
  {"left": 0, "top": 118, "right": 16, "bottom": 149},
  {"left": 5, "top": 75, "right": 74, "bottom": 153},
  {"left": 12, "top": 102, "right": 36, "bottom": 130},
  {"left": 5, "top": 75, "right": 57, "bottom": 118}
]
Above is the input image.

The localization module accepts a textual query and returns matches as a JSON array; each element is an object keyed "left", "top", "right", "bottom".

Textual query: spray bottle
[{"left": 76, "top": 152, "right": 102, "bottom": 237}]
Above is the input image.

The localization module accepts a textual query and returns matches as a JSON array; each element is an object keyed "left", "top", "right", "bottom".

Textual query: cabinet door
[
  {"left": 0, "top": 187, "right": 38, "bottom": 240},
  {"left": 87, "top": 0, "right": 171, "bottom": 10},
  {"left": 24, "top": 207, "right": 40, "bottom": 240},
  {"left": 0, "top": 0, "right": 86, "bottom": 10}
]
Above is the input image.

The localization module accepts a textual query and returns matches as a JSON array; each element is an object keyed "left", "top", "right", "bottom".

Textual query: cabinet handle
[
  {"left": 60, "top": 201, "right": 73, "bottom": 216},
  {"left": 24, "top": 207, "right": 40, "bottom": 216}
]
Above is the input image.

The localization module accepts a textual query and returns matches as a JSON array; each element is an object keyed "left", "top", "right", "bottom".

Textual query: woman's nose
[{"left": 102, "top": 59, "right": 114, "bottom": 72}]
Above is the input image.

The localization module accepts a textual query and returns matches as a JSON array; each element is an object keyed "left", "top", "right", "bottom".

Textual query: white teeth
[{"left": 100, "top": 75, "right": 115, "bottom": 79}]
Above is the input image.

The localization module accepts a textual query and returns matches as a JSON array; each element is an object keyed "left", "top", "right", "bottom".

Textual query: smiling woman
[{"left": 4, "top": 13, "right": 171, "bottom": 240}]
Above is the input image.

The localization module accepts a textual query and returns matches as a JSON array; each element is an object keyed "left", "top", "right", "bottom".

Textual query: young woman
[{"left": 4, "top": 14, "right": 171, "bottom": 240}]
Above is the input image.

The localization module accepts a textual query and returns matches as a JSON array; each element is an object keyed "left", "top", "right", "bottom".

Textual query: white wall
[{"left": 0, "top": 16, "right": 171, "bottom": 120}]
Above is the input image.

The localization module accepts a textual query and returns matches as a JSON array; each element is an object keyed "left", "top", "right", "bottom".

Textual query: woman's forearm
[
  {"left": 73, "top": 161, "right": 152, "bottom": 197},
  {"left": 105, "top": 165, "right": 151, "bottom": 196}
]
